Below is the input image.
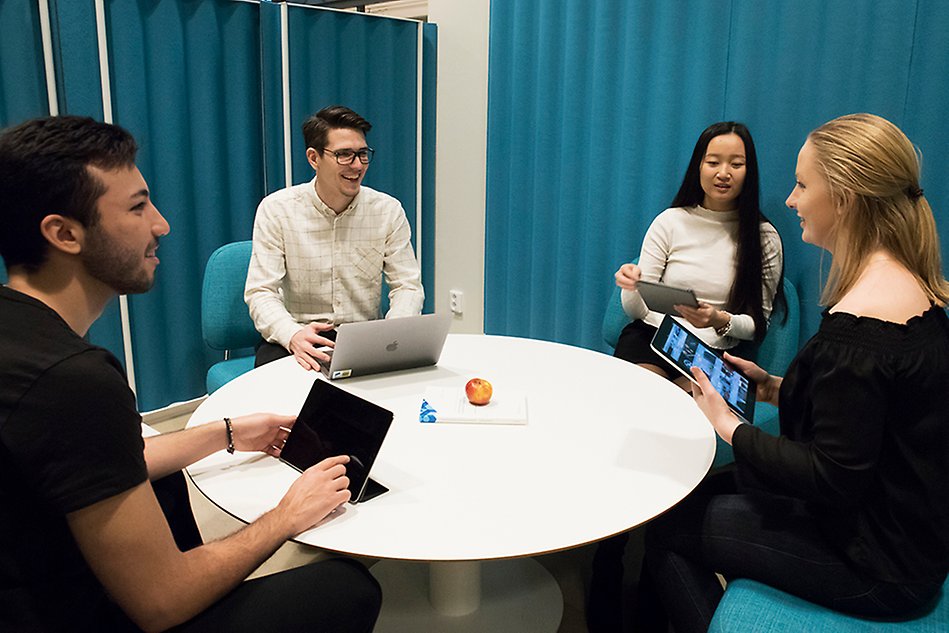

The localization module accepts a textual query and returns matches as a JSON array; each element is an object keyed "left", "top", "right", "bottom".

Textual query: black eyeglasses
[{"left": 320, "top": 147, "right": 375, "bottom": 165}]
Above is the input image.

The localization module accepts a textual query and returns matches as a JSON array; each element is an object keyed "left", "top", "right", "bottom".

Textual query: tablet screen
[
  {"left": 280, "top": 380, "right": 393, "bottom": 501},
  {"left": 650, "top": 316, "right": 756, "bottom": 423}
]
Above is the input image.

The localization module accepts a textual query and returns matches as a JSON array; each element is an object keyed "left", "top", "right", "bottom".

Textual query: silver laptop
[{"left": 318, "top": 313, "right": 452, "bottom": 380}]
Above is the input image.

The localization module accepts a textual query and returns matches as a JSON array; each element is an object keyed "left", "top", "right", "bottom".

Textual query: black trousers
[
  {"left": 153, "top": 471, "right": 203, "bottom": 551},
  {"left": 636, "top": 471, "right": 940, "bottom": 633},
  {"left": 147, "top": 471, "right": 380, "bottom": 632},
  {"left": 170, "top": 557, "right": 382, "bottom": 633}
]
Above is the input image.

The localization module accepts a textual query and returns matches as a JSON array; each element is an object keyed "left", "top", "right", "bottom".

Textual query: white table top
[{"left": 187, "top": 334, "right": 715, "bottom": 562}]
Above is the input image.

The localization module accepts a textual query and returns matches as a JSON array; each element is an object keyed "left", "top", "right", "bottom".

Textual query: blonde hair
[{"left": 807, "top": 113, "right": 949, "bottom": 306}]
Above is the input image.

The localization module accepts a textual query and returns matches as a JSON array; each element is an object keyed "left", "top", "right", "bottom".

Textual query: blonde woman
[{"left": 635, "top": 114, "right": 949, "bottom": 632}]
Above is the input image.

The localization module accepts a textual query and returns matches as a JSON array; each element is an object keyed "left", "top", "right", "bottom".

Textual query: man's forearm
[
  {"left": 143, "top": 422, "right": 226, "bottom": 480},
  {"left": 154, "top": 507, "right": 292, "bottom": 629},
  {"left": 71, "top": 483, "right": 295, "bottom": 633}
]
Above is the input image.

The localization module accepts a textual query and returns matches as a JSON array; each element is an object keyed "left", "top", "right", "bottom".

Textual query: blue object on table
[{"left": 419, "top": 398, "right": 438, "bottom": 423}]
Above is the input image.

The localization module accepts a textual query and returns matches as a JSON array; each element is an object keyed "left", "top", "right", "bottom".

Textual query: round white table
[{"left": 186, "top": 334, "right": 715, "bottom": 632}]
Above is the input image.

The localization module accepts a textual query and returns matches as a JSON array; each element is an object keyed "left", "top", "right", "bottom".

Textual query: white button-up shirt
[{"left": 244, "top": 178, "right": 424, "bottom": 349}]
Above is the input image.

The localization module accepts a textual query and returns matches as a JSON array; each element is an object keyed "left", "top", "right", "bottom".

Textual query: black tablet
[
  {"left": 637, "top": 280, "right": 699, "bottom": 315},
  {"left": 650, "top": 315, "right": 756, "bottom": 423},
  {"left": 280, "top": 380, "right": 393, "bottom": 503}
]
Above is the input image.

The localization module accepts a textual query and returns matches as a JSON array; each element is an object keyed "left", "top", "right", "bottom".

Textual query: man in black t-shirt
[{"left": 0, "top": 116, "right": 380, "bottom": 632}]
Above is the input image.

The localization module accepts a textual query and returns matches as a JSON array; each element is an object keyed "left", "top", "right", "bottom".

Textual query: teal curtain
[
  {"left": 420, "top": 23, "right": 437, "bottom": 312},
  {"left": 104, "top": 0, "right": 265, "bottom": 410},
  {"left": 486, "top": 0, "right": 949, "bottom": 354},
  {"left": 0, "top": 0, "right": 48, "bottom": 127},
  {"left": 48, "top": 0, "right": 105, "bottom": 119},
  {"left": 487, "top": 0, "right": 728, "bottom": 345},
  {"left": 723, "top": 0, "right": 920, "bottom": 338},
  {"left": 903, "top": 0, "right": 949, "bottom": 282},
  {"left": 0, "top": 0, "right": 47, "bottom": 281},
  {"left": 260, "top": 1, "right": 286, "bottom": 195}
]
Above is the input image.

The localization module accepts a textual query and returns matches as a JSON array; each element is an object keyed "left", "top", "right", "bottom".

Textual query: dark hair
[
  {"left": 0, "top": 115, "right": 138, "bottom": 272},
  {"left": 302, "top": 105, "right": 372, "bottom": 151},
  {"left": 671, "top": 121, "right": 785, "bottom": 340}
]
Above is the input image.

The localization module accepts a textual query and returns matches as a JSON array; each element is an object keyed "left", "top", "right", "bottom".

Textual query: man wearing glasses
[{"left": 245, "top": 105, "right": 424, "bottom": 369}]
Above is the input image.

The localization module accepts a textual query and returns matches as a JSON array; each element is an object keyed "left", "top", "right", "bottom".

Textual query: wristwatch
[{"left": 714, "top": 313, "right": 733, "bottom": 337}]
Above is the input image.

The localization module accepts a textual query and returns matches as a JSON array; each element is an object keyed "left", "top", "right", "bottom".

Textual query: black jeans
[
  {"left": 635, "top": 472, "right": 941, "bottom": 633},
  {"left": 170, "top": 557, "right": 381, "bottom": 633}
]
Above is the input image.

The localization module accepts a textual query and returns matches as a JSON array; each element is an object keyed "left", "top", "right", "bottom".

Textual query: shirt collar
[
  {"left": 692, "top": 204, "right": 739, "bottom": 221},
  {"left": 308, "top": 176, "right": 361, "bottom": 217}
]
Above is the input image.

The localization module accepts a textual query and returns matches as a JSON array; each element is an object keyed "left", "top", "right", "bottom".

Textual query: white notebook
[{"left": 420, "top": 386, "right": 528, "bottom": 425}]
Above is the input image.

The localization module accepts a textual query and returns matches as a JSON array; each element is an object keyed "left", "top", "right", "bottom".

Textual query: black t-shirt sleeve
[{"left": 4, "top": 349, "right": 147, "bottom": 514}]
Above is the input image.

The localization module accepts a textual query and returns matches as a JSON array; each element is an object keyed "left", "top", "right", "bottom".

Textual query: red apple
[{"left": 465, "top": 378, "right": 493, "bottom": 406}]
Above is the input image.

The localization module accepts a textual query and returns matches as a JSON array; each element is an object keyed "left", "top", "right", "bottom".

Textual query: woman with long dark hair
[
  {"left": 612, "top": 121, "right": 784, "bottom": 390},
  {"left": 589, "top": 122, "right": 784, "bottom": 632}
]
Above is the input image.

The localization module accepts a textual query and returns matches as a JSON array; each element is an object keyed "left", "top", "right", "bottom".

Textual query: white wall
[{"left": 427, "top": 0, "right": 489, "bottom": 333}]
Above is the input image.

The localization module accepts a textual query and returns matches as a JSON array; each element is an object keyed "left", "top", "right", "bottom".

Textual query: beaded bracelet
[{"left": 224, "top": 417, "right": 235, "bottom": 454}]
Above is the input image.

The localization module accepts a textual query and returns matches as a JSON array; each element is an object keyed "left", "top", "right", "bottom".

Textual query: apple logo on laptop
[{"left": 386, "top": 340, "right": 399, "bottom": 352}]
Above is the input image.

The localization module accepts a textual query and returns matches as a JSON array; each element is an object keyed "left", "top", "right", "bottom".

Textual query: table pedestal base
[{"left": 371, "top": 558, "right": 563, "bottom": 632}]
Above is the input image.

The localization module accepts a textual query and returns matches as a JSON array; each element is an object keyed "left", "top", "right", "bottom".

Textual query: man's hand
[
  {"left": 230, "top": 413, "right": 296, "bottom": 458},
  {"left": 723, "top": 352, "right": 782, "bottom": 407},
  {"left": 288, "top": 323, "right": 336, "bottom": 371},
  {"left": 675, "top": 302, "right": 726, "bottom": 330},
  {"left": 614, "top": 263, "right": 642, "bottom": 291},
  {"left": 690, "top": 366, "right": 743, "bottom": 444},
  {"left": 276, "top": 455, "right": 352, "bottom": 535}
]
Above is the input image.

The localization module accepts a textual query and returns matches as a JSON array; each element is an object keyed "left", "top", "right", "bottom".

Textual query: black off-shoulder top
[{"left": 732, "top": 306, "right": 949, "bottom": 584}]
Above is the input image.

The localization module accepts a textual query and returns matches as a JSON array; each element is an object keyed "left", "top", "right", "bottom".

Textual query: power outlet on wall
[{"left": 449, "top": 289, "right": 464, "bottom": 315}]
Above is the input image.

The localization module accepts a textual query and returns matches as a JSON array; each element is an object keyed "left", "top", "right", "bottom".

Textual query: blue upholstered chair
[
  {"left": 710, "top": 577, "right": 949, "bottom": 632},
  {"left": 601, "top": 273, "right": 801, "bottom": 468},
  {"left": 201, "top": 241, "right": 259, "bottom": 393}
]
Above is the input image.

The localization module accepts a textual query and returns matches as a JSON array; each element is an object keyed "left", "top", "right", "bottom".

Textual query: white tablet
[
  {"left": 650, "top": 315, "right": 756, "bottom": 423},
  {"left": 637, "top": 280, "right": 699, "bottom": 315}
]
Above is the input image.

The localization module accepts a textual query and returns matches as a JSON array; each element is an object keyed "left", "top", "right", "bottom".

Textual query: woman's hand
[
  {"left": 723, "top": 353, "right": 782, "bottom": 407},
  {"left": 614, "top": 263, "right": 642, "bottom": 291},
  {"left": 675, "top": 302, "right": 726, "bottom": 330},
  {"left": 690, "top": 367, "right": 743, "bottom": 444}
]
